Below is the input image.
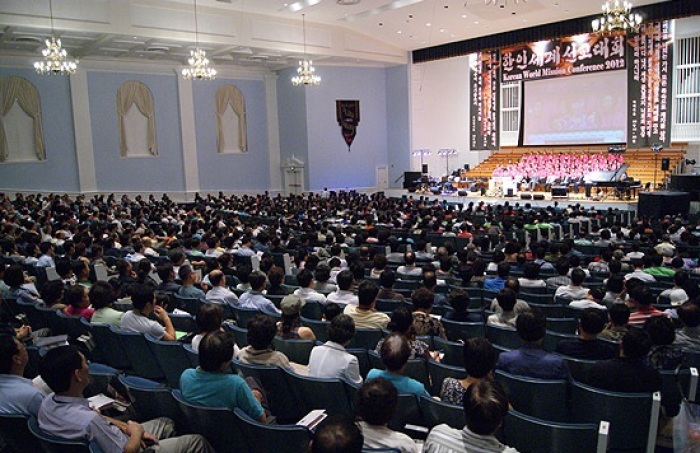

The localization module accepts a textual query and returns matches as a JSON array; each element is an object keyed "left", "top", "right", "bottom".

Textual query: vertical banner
[
  {"left": 470, "top": 51, "right": 500, "bottom": 150},
  {"left": 336, "top": 100, "right": 360, "bottom": 152},
  {"left": 627, "top": 20, "right": 673, "bottom": 148}
]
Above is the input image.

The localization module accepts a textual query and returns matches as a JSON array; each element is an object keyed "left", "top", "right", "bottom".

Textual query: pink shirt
[{"left": 65, "top": 305, "right": 95, "bottom": 321}]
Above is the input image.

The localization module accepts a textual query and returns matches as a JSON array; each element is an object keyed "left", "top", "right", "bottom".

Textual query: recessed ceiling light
[
  {"left": 397, "top": 30, "right": 402, "bottom": 33},
  {"left": 439, "top": 28, "right": 445, "bottom": 32},
  {"left": 474, "top": 21, "right": 479, "bottom": 24},
  {"left": 426, "top": 22, "right": 431, "bottom": 27},
  {"left": 461, "top": 14, "right": 467, "bottom": 18}
]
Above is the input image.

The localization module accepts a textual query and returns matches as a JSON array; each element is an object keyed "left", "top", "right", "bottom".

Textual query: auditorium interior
[{"left": 2, "top": 1, "right": 700, "bottom": 452}]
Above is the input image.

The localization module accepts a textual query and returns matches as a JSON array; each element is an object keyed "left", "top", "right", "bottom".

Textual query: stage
[{"left": 383, "top": 188, "right": 639, "bottom": 212}]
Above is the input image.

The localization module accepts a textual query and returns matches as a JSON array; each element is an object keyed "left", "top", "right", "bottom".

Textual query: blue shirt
[
  {"left": 238, "top": 291, "right": 280, "bottom": 314},
  {"left": 177, "top": 285, "right": 205, "bottom": 300},
  {"left": 483, "top": 277, "right": 506, "bottom": 292},
  {"left": 180, "top": 368, "right": 264, "bottom": 420},
  {"left": 0, "top": 374, "right": 45, "bottom": 417},
  {"left": 366, "top": 369, "right": 429, "bottom": 398},
  {"left": 496, "top": 344, "right": 569, "bottom": 380}
]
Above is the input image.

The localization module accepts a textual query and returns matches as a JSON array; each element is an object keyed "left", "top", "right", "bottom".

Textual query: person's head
[
  {"left": 296, "top": 269, "right": 314, "bottom": 288},
  {"left": 608, "top": 303, "right": 630, "bottom": 327},
  {"left": 570, "top": 268, "right": 586, "bottom": 286},
  {"left": 496, "top": 262, "right": 510, "bottom": 279},
  {"left": 72, "top": 260, "right": 89, "bottom": 280},
  {"left": 607, "top": 274, "right": 625, "bottom": 294},
  {"left": 379, "top": 269, "right": 397, "bottom": 289},
  {"left": 629, "top": 284, "right": 654, "bottom": 307},
  {"left": 463, "top": 380, "right": 509, "bottom": 436},
  {"left": 39, "top": 345, "right": 88, "bottom": 394},
  {"left": 495, "top": 288, "right": 517, "bottom": 313},
  {"left": 555, "top": 258, "right": 569, "bottom": 276},
  {"left": 199, "top": 330, "right": 235, "bottom": 372},
  {"left": 328, "top": 314, "right": 355, "bottom": 345},
  {"left": 422, "top": 271, "right": 437, "bottom": 290},
  {"left": 404, "top": 251, "right": 416, "bottom": 265},
  {"left": 621, "top": 328, "right": 653, "bottom": 360},
  {"left": 41, "top": 280, "right": 65, "bottom": 306},
  {"left": 355, "top": 378, "right": 398, "bottom": 426},
  {"left": 89, "top": 281, "right": 114, "bottom": 310},
  {"left": 587, "top": 287, "right": 605, "bottom": 303},
  {"left": 196, "top": 303, "right": 223, "bottom": 333},
  {"left": 373, "top": 254, "right": 387, "bottom": 271},
  {"left": 516, "top": 309, "right": 547, "bottom": 343},
  {"left": 65, "top": 285, "right": 89, "bottom": 309},
  {"left": 130, "top": 284, "right": 155, "bottom": 310},
  {"left": 178, "top": 265, "right": 195, "bottom": 284},
  {"left": 379, "top": 332, "right": 410, "bottom": 372},
  {"left": 463, "top": 337, "right": 497, "bottom": 379},
  {"left": 155, "top": 262, "right": 175, "bottom": 283},
  {"left": 311, "top": 415, "right": 363, "bottom": 453},
  {"left": 387, "top": 306, "right": 414, "bottom": 335},
  {"left": 209, "top": 270, "right": 226, "bottom": 287},
  {"left": 523, "top": 262, "right": 541, "bottom": 280},
  {"left": 674, "top": 270, "right": 689, "bottom": 288},
  {"left": 280, "top": 294, "right": 304, "bottom": 317},
  {"left": 411, "top": 287, "right": 434, "bottom": 311},
  {"left": 0, "top": 335, "right": 27, "bottom": 375},
  {"left": 3, "top": 264, "right": 25, "bottom": 288},
  {"left": 678, "top": 302, "right": 700, "bottom": 328},
  {"left": 644, "top": 315, "right": 676, "bottom": 346},
  {"left": 357, "top": 280, "right": 379, "bottom": 308},
  {"left": 268, "top": 266, "right": 284, "bottom": 288},
  {"left": 578, "top": 308, "right": 607, "bottom": 336},
  {"left": 248, "top": 271, "right": 267, "bottom": 291},
  {"left": 315, "top": 264, "right": 331, "bottom": 284},
  {"left": 448, "top": 288, "right": 470, "bottom": 313},
  {"left": 246, "top": 315, "right": 277, "bottom": 350},
  {"left": 39, "top": 241, "right": 54, "bottom": 256}
]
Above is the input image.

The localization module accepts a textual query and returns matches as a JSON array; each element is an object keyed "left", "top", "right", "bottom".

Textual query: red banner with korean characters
[{"left": 470, "top": 50, "right": 500, "bottom": 151}]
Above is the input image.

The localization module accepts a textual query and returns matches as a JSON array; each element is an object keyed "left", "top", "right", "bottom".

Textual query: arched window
[
  {"left": 215, "top": 84, "right": 247, "bottom": 153},
  {"left": 0, "top": 77, "right": 45, "bottom": 162},
  {"left": 116, "top": 80, "right": 157, "bottom": 157}
]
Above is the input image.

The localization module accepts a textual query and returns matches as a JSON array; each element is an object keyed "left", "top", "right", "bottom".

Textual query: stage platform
[{"left": 382, "top": 189, "right": 638, "bottom": 212}]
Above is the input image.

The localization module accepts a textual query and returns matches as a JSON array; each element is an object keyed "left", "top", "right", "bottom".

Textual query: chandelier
[
  {"left": 182, "top": 0, "right": 216, "bottom": 80},
  {"left": 34, "top": 0, "right": 78, "bottom": 75},
  {"left": 592, "top": 0, "right": 642, "bottom": 34},
  {"left": 292, "top": 14, "right": 321, "bottom": 87}
]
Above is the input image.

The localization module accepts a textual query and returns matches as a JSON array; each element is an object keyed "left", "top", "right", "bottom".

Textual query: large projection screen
[{"left": 522, "top": 71, "right": 627, "bottom": 146}]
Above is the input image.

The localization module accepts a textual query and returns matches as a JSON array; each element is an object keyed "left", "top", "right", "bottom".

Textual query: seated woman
[
  {"left": 375, "top": 306, "right": 435, "bottom": 361},
  {"left": 191, "top": 303, "right": 240, "bottom": 357},
  {"left": 440, "top": 337, "right": 498, "bottom": 405},
  {"left": 411, "top": 287, "right": 447, "bottom": 339},
  {"left": 443, "top": 288, "right": 481, "bottom": 322},
  {"left": 277, "top": 295, "right": 315, "bottom": 341},
  {"left": 89, "top": 281, "right": 123, "bottom": 327},
  {"left": 180, "top": 331, "right": 267, "bottom": 422},
  {"left": 64, "top": 284, "right": 95, "bottom": 321}
]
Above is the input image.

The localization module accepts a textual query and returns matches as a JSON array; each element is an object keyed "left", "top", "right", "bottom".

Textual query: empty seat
[
  {"left": 494, "top": 369, "right": 569, "bottom": 422},
  {"left": 233, "top": 407, "right": 312, "bottom": 453}
]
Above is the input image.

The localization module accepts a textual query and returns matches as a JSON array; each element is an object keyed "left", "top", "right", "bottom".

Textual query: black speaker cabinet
[
  {"left": 430, "top": 187, "right": 441, "bottom": 195},
  {"left": 506, "top": 189, "right": 514, "bottom": 197},
  {"left": 403, "top": 171, "right": 422, "bottom": 189},
  {"left": 458, "top": 190, "right": 469, "bottom": 196},
  {"left": 533, "top": 194, "right": 545, "bottom": 200},
  {"left": 422, "top": 164, "right": 429, "bottom": 174},
  {"left": 520, "top": 193, "right": 532, "bottom": 200},
  {"left": 638, "top": 191, "right": 690, "bottom": 218},
  {"left": 552, "top": 187, "right": 568, "bottom": 198},
  {"left": 661, "top": 158, "right": 670, "bottom": 171}
]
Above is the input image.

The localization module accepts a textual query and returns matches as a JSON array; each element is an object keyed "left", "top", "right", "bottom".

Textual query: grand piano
[{"left": 584, "top": 164, "right": 642, "bottom": 199}]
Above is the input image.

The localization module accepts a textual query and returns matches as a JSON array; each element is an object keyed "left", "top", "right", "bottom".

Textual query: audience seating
[
  {"left": 346, "top": 328, "right": 385, "bottom": 350},
  {"left": 0, "top": 413, "right": 43, "bottom": 453},
  {"left": 27, "top": 416, "right": 102, "bottom": 453},
  {"left": 300, "top": 317, "right": 329, "bottom": 343},
  {"left": 230, "top": 306, "right": 266, "bottom": 328},
  {"left": 233, "top": 408, "right": 312, "bottom": 453},
  {"left": 109, "top": 326, "right": 165, "bottom": 381},
  {"left": 171, "top": 294, "right": 200, "bottom": 316},
  {"left": 542, "top": 331, "right": 578, "bottom": 353},
  {"left": 432, "top": 337, "right": 464, "bottom": 367},
  {"left": 367, "top": 350, "right": 430, "bottom": 391},
  {"left": 282, "top": 368, "right": 354, "bottom": 416},
  {"left": 144, "top": 334, "right": 193, "bottom": 388},
  {"left": 419, "top": 395, "right": 466, "bottom": 430},
  {"left": 441, "top": 319, "right": 485, "bottom": 342},
  {"left": 272, "top": 337, "right": 314, "bottom": 365},
  {"left": 300, "top": 301, "right": 323, "bottom": 320},
  {"left": 495, "top": 370, "right": 569, "bottom": 422},
  {"left": 485, "top": 324, "right": 520, "bottom": 350},
  {"left": 224, "top": 322, "right": 249, "bottom": 347},
  {"left": 561, "top": 356, "right": 599, "bottom": 383},
  {"left": 545, "top": 318, "right": 578, "bottom": 335},
  {"left": 426, "top": 360, "right": 469, "bottom": 396},
  {"left": 117, "top": 375, "right": 187, "bottom": 431}
]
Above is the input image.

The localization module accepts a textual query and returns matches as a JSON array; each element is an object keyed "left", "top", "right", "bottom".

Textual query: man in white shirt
[
  {"left": 293, "top": 269, "right": 327, "bottom": 304},
  {"left": 120, "top": 284, "right": 177, "bottom": 341},
  {"left": 554, "top": 268, "right": 589, "bottom": 301},
  {"left": 624, "top": 258, "right": 656, "bottom": 283},
  {"left": 35, "top": 242, "right": 56, "bottom": 268},
  {"left": 397, "top": 252, "right": 423, "bottom": 277},
  {"left": 308, "top": 314, "right": 362, "bottom": 384},
  {"left": 326, "top": 270, "right": 359, "bottom": 306},
  {"left": 0, "top": 335, "right": 45, "bottom": 417},
  {"left": 205, "top": 270, "right": 238, "bottom": 306}
]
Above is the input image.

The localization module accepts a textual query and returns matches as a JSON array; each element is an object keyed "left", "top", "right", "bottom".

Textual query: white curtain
[
  {"left": 215, "top": 84, "right": 247, "bottom": 153},
  {"left": 116, "top": 80, "right": 157, "bottom": 156},
  {"left": 0, "top": 77, "right": 45, "bottom": 162}
]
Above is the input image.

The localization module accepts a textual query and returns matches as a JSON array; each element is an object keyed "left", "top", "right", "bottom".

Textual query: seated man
[
  {"left": 554, "top": 268, "right": 589, "bottom": 302},
  {"left": 355, "top": 378, "right": 419, "bottom": 453},
  {"left": 555, "top": 308, "right": 617, "bottom": 360},
  {"left": 483, "top": 262, "right": 510, "bottom": 292},
  {"left": 488, "top": 278, "right": 530, "bottom": 316},
  {"left": 366, "top": 333, "right": 429, "bottom": 398},
  {"left": 308, "top": 314, "right": 362, "bottom": 384},
  {"left": 293, "top": 269, "right": 327, "bottom": 304},
  {"left": 599, "top": 303, "right": 630, "bottom": 342},
  {"left": 424, "top": 380, "right": 517, "bottom": 453},
  {"left": 627, "top": 284, "right": 670, "bottom": 326},
  {"left": 311, "top": 415, "right": 364, "bottom": 453},
  {"left": 326, "top": 270, "right": 359, "bottom": 307},
  {"left": 376, "top": 269, "right": 405, "bottom": 302},
  {"left": 588, "top": 328, "right": 662, "bottom": 393},
  {"left": 396, "top": 252, "right": 422, "bottom": 277},
  {"left": 120, "top": 284, "right": 176, "bottom": 341},
  {"left": 568, "top": 287, "right": 607, "bottom": 310},
  {"left": 675, "top": 302, "right": 700, "bottom": 350},
  {"left": 487, "top": 288, "right": 519, "bottom": 328},
  {"left": 238, "top": 271, "right": 280, "bottom": 315},
  {"left": 38, "top": 345, "right": 212, "bottom": 453},
  {"left": 176, "top": 265, "right": 205, "bottom": 300},
  {"left": 546, "top": 258, "right": 571, "bottom": 289},
  {"left": 204, "top": 270, "right": 238, "bottom": 306},
  {"left": 343, "top": 280, "right": 390, "bottom": 329},
  {"left": 180, "top": 331, "right": 266, "bottom": 422},
  {"left": 155, "top": 263, "right": 181, "bottom": 293},
  {"left": 237, "top": 315, "right": 293, "bottom": 370},
  {"left": 496, "top": 310, "right": 569, "bottom": 380},
  {"left": 0, "top": 335, "right": 45, "bottom": 417}
]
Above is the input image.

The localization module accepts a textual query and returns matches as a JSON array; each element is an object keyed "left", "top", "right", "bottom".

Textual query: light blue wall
[
  {"left": 87, "top": 72, "right": 185, "bottom": 193},
  {"left": 386, "top": 64, "right": 411, "bottom": 188},
  {"left": 276, "top": 68, "right": 310, "bottom": 187},
  {"left": 0, "top": 68, "right": 79, "bottom": 192},
  {"left": 303, "top": 66, "right": 389, "bottom": 191},
  {"left": 193, "top": 78, "right": 270, "bottom": 192}
]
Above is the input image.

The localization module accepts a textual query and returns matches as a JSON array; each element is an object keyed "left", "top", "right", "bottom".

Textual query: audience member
[
  {"left": 344, "top": 280, "right": 389, "bottom": 329},
  {"left": 440, "top": 337, "right": 497, "bottom": 406},
  {"left": 238, "top": 271, "right": 280, "bottom": 314},
  {"left": 311, "top": 415, "right": 363, "bottom": 453},
  {"left": 277, "top": 295, "right": 315, "bottom": 340},
  {"left": 554, "top": 268, "right": 589, "bottom": 301},
  {"left": 89, "top": 281, "right": 122, "bottom": 327},
  {"left": 487, "top": 288, "right": 519, "bottom": 328},
  {"left": 627, "top": 284, "right": 669, "bottom": 326},
  {"left": 675, "top": 302, "right": 700, "bottom": 350},
  {"left": 555, "top": 308, "right": 616, "bottom": 360},
  {"left": 238, "top": 315, "right": 292, "bottom": 370},
  {"left": 120, "top": 284, "right": 176, "bottom": 341},
  {"left": 204, "top": 270, "right": 238, "bottom": 306},
  {"left": 411, "top": 287, "right": 447, "bottom": 339},
  {"left": 645, "top": 316, "right": 683, "bottom": 370},
  {"left": 376, "top": 306, "right": 434, "bottom": 361},
  {"left": 366, "top": 333, "right": 429, "bottom": 398},
  {"left": 308, "top": 314, "right": 361, "bottom": 384},
  {"left": 0, "top": 335, "right": 45, "bottom": 417},
  {"left": 64, "top": 285, "right": 95, "bottom": 321},
  {"left": 599, "top": 303, "right": 630, "bottom": 342}
]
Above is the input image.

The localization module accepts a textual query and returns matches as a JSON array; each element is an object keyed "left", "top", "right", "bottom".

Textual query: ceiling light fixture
[
  {"left": 592, "top": 0, "right": 642, "bottom": 34},
  {"left": 291, "top": 14, "right": 321, "bottom": 87},
  {"left": 182, "top": 0, "right": 216, "bottom": 80},
  {"left": 33, "top": 0, "right": 78, "bottom": 75},
  {"left": 484, "top": 0, "right": 527, "bottom": 7}
]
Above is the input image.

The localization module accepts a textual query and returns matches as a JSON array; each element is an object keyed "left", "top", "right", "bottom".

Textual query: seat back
[
  {"left": 88, "top": 322, "right": 131, "bottom": 370},
  {"left": 387, "top": 394, "right": 423, "bottom": 433},
  {"left": 570, "top": 380, "right": 660, "bottom": 451},
  {"left": 183, "top": 343, "right": 200, "bottom": 367},
  {"left": 144, "top": 334, "right": 193, "bottom": 388},
  {"left": 441, "top": 319, "right": 485, "bottom": 342},
  {"left": 494, "top": 370, "right": 569, "bottom": 422},
  {"left": 432, "top": 337, "right": 464, "bottom": 367},
  {"left": 27, "top": 416, "right": 92, "bottom": 453},
  {"left": 300, "top": 301, "right": 323, "bottom": 320},
  {"left": 233, "top": 408, "right": 311, "bottom": 453},
  {"left": 375, "top": 299, "right": 412, "bottom": 313},
  {"left": 419, "top": 395, "right": 466, "bottom": 429},
  {"left": 171, "top": 293, "right": 200, "bottom": 316},
  {"left": 485, "top": 324, "right": 520, "bottom": 350},
  {"left": 231, "top": 306, "right": 265, "bottom": 328},
  {"left": 272, "top": 337, "right": 314, "bottom": 365},
  {"left": 561, "top": 356, "right": 599, "bottom": 383},
  {"left": 545, "top": 317, "right": 578, "bottom": 335},
  {"left": 16, "top": 299, "right": 46, "bottom": 330},
  {"left": 528, "top": 303, "right": 565, "bottom": 318},
  {"left": 53, "top": 311, "right": 90, "bottom": 339},
  {"left": 118, "top": 375, "right": 187, "bottom": 430},
  {"left": 502, "top": 410, "right": 605, "bottom": 453},
  {"left": 346, "top": 328, "right": 385, "bottom": 350},
  {"left": 109, "top": 326, "right": 165, "bottom": 380},
  {"left": 426, "top": 360, "right": 469, "bottom": 397},
  {"left": 0, "top": 413, "right": 43, "bottom": 453},
  {"left": 171, "top": 389, "right": 248, "bottom": 453},
  {"left": 224, "top": 322, "right": 249, "bottom": 347},
  {"left": 542, "top": 331, "right": 578, "bottom": 353},
  {"left": 168, "top": 312, "right": 198, "bottom": 333},
  {"left": 300, "top": 317, "right": 330, "bottom": 343},
  {"left": 282, "top": 368, "right": 354, "bottom": 416}
]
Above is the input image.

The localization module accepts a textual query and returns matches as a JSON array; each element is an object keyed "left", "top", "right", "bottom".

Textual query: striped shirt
[
  {"left": 424, "top": 424, "right": 519, "bottom": 453},
  {"left": 628, "top": 306, "right": 669, "bottom": 326}
]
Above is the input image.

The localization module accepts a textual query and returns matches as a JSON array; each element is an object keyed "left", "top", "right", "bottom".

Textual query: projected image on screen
[{"left": 523, "top": 71, "right": 627, "bottom": 146}]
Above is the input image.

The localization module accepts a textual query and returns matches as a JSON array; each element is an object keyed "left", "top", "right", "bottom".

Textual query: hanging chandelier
[
  {"left": 182, "top": 0, "right": 216, "bottom": 80},
  {"left": 34, "top": 0, "right": 78, "bottom": 75},
  {"left": 292, "top": 14, "right": 321, "bottom": 87},
  {"left": 592, "top": 0, "right": 642, "bottom": 34}
]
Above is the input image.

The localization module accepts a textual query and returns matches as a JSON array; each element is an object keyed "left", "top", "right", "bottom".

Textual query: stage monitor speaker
[
  {"left": 422, "top": 164, "right": 429, "bottom": 174},
  {"left": 520, "top": 193, "right": 532, "bottom": 200},
  {"left": 552, "top": 187, "right": 568, "bottom": 198},
  {"left": 638, "top": 191, "right": 690, "bottom": 218},
  {"left": 506, "top": 189, "right": 514, "bottom": 197},
  {"left": 480, "top": 188, "right": 487, "bottom": 196},
  {"left": 534, "top": 194, "right": 545, "bottom": 200},
  {"left": 430, "top": 187, "right": 441, "bottom": 195},
  {"left": 661, "top": 158, "right": 670, "bottom": 171},
  {"left": 458, "top": 190, "right": 469, "bottom": 196},
  {"left": 403, "top": 171, "right": 422, "bottom": 189},
  {"left": 464, "top": 164, "right": 470, "bottom": 171}
]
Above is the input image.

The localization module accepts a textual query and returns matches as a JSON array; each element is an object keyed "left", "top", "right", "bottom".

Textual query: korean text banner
[{"left": 470, "top": 51, "right": 500, "bottom": 151}]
